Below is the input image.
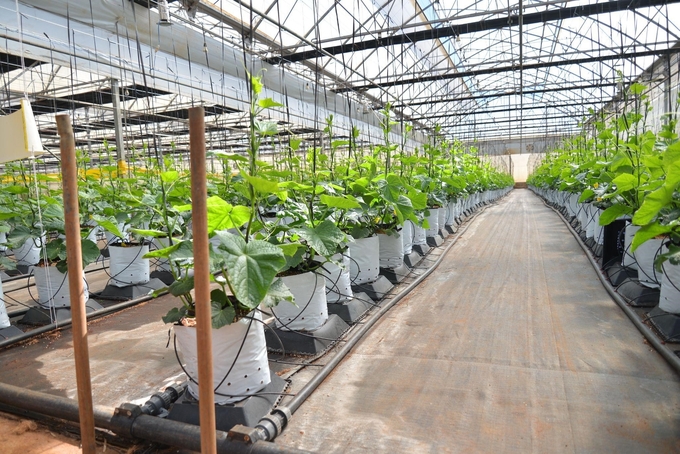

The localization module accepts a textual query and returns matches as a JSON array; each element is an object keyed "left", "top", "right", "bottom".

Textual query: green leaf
[
  {"left": 241, "top": 174, "right": 280, "bottom": 195},
  {"left": 162, "top": 306, "right": 187, "bottom": 324},
  {"left": 578, "top": 189, "right": 595, "bottom": 203},
  {"left": 214, "top": 232, "right": 286, "bottom": 308},
  {"left": 257, "top": 98, "right": 284, "bottom": 109},
  {"left": 599, "top": 205, "right": 632, "bottom": 226},
  {"left": 93, "top": 215, "right": 125, "bottom": 239},
  {"left": 293, "top": 220, "right": 345, "bottom": 257},
  {"left": 0, "top": 255, "right": 17, "bottom": 271},
  {"left": 611, "top": 173, "right": 638, "bottom": 192},
  {"left": 631, "top": 222, "right": 672, "bottom": 251},
  {"left": 168, "top": 276, "right": 195, "bottom": 297},
  {"left": 633, "top": 184, "right": 674, "bottom": 225},
  {"left": 160, "top": 170, "right": 180, "bottom": 183},
  {"left": 205, "top": 196, "right": 251, "bottom": 233},
  {"left": 80, "top": 239, "right": 100, "bottom": 268},
  {"left": 254, "top": 120, "right": 278, "bottom": 136},
  {"left": 260, "top": 278, "right": 294, "bottom": 308},
  {"left": 3, "top": 185, "right": 29, "bottom": 195},
  {"left": 278, "top": 242, "right": 304, "bottom": 256},
  {"left": 250, "top": 73, "right": 263, "bottom": 95},
  {"left": 130, "top": 228, "right": 168, "bottom": 238},
  {"left": 211, "top": 300, "right": 235, "bottom": 329},
  {"left": 319, "top": 194, "right": 361, "bottom": 210}
]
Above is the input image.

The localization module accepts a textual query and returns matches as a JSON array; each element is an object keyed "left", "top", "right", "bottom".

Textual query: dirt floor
[{"left": 0, "top": 411, "right": 95, "bottom": 453}]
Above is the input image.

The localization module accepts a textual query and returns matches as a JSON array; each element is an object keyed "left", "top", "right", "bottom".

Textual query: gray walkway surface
[{"left": 276, "top": 189, "right": 680, "bottom": 453}]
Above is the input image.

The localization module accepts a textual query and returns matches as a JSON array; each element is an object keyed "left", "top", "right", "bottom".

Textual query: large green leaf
[
  {"left": 293, "top": 220, "right": 345, "bottom": 257},
  {"left": 319, "top": 194, "right": 360, "bottom": 210},
  {"left": 257, "top": 98, "right": 284, "bottom": 109},
  {"left": 205, "top": 196, "right": 251, "bottom": 234},
  {"left": 611, "top": 173, "right": 638, "bottom": 192},
  {"left": 169, "top": 276, "right": 195, "bottom": 297},
  {"left": 633, "top": 184, "right": 674, "bottom": 225},
  {"left": 93, "top": 215, "right": 125, "bottom": 239},
  {"left": 241, "top": 173, "right": 280, "bottom": 195},
  {"left": 631, "top": 222, "right": 673, "bottom": 251},
  {"left": 214, "top": 232, "right": 285, "bottom": 309},
  {"left": 210, "top": 294, "right": 236, "bottom": 329},
  {"left": 599, "top": 204, "right": 632, "bottom": 226},
  {"left": 260, "top": 278, "right": 294, "bottom": 308}
]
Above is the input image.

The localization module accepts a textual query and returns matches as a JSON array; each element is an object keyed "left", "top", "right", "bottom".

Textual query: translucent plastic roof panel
[{"left": 191, "top": 0, "right": 680, "bottom": 141}]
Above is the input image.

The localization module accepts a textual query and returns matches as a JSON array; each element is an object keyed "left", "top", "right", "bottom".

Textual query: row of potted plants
[
  {"left": 527, "top": 79, "right": 680, "bottom": 316},
  {"left": 0, "top": 73, "right": 514, "bottom": 403}
]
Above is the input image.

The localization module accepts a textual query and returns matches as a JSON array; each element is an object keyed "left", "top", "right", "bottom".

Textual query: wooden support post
[
  {"left": 188, "top": 106, "right": 217, "bottom": 454},
  {"left": 55, "top": 114, "right": 97, "bottom": 454}
]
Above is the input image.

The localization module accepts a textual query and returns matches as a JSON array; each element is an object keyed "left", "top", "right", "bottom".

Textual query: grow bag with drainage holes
[
  {"left": 425, "top": 210, "right": 440, "bottom": 237},
  {"left": 659, "top": 251, "right": 680, "bottom": 314},
  {"left": 349, "top": 236, "right": 380, "bottom": 284},
  {"left": 437, "top": 208, "right": 447, "bottom": 231},
  {"left": 445, "top": 201, "right": 456, "bottom": 226},
  {"left": 108, "top": 243, "right": 150, "bottom": 287},
  {"left": 273, "top": 272, "right": 328, "bottom": 331},
  {"left": 413, "top": 224, "right": 427, "bottom": 246},
  {"left": 317, "top": 252, "right": 353, "bottom": 304},
  {"left": 174, "top": 311, "right": 270, "bottom": 405},
  {"left": 378, "top": 231, "right": 404, "bottom": 269},
  {"left": 11, "top": 237, "right": 43, "bottom": 266},
  {"left": 586, "top": 204, "right": 597, "bottom": 239},
  {"left": 402, "top": 220, "right": 414, "bottom": 255},
  {"left": 634, "top": 238, "right": 664, "bottom": 289},
  {"left": 33, "top": 266, "right": 88, "bottom": 309}
]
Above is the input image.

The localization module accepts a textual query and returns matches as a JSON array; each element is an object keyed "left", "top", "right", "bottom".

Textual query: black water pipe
[
  {"left": 0, "top": 382, "right": 308, "bottom": 454},
  {"left": 251, "top": 190, "right": 513, "bottom": 443},
  {"left": 540, "top": 192, "right": 680, "bottom": 375}
]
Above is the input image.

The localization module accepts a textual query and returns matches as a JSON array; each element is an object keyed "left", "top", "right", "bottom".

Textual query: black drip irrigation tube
[
  {"left": 538, "top": 193, "right": 680, "bottom": 375},
  {"left": 0, "top": 293, "right": 158, "bottom": 350}
]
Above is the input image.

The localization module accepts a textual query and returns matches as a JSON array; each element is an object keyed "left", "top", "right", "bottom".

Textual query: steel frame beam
[
  {"left": 265, "top": 0, "right": 679, "bottom": 64},
  {"left": 335, "top": 48, "right": 673, "bottom": 92}
]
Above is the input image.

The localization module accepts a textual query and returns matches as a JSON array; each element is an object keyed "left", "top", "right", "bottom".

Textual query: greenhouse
[{"left": 0, "top": 0, "right": 679, "bottom": 452}]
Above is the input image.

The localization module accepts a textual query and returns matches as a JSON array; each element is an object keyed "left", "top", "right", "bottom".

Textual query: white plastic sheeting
[
  {"left": 108, "top": 244, "right": 150, "bottom": 287},
  {"left": 635, "top": 238, "right": 663, "bottom": 288},
  {"left": 33, "top": 266, "right": 88, "bottom": 308},
  {"left": 402, "top": 221, "right": 414, "bottom": 255},
  {"left": 378, "top": 232, "right": 404, "bottom": 269},
  {"left": 174, "top": 311, "right": 270, "bottom": 405},
  {"left": 349, "top": 236, "right": 380, "bottom": 284},
  {"left": 318, "top": 252, "right": 353, "bottom": 304},
  {"left": 274, "top": 272, "right": 328, "bottom": 331},
  {"left": 593, "top": 208, "right": 604, "bottom": 246},
  {"left": 585, "top": 204, "right": 596, "bottom": 239},
  {"left": 11, "top": 237, "right": 42, "bottom": 266}
]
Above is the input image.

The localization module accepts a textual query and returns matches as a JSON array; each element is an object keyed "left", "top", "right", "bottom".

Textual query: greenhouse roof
[
  {"left": 1, "top": 0, "right": 679, "bottom": 153},
  {"left": 181, "top": 0, "right": 680, "bottom": 141}
]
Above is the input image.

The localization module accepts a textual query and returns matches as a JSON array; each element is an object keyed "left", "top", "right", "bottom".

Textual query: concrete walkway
[{"left": 276, "top": 189, "right": 680, "bottom": 453}]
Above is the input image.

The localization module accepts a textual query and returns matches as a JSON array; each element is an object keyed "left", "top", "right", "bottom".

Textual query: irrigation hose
[
  {"left": 538, "top": 191, "right": 680, "bottom": 375},
  {"left": 253, "top": 190, "right": 510, "bottom": 443}
]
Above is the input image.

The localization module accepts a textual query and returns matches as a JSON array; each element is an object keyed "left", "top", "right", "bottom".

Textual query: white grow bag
[
  {"left": 622, "top": 224, "right": 639, "bottom": 269},
  {"left": 11, "top": 237, "right": 43, "bottom": 266},
  {"left": 349, "top": 236, "right": 380, "bottom": 284},
  {"left": 273, "top": 271, "right": 328, "bottom": 331},
  {"left": 0, "top": 231, "right": 7, "bottom": 253},
  {"left": 413, "top": 224, "right": 427, "bottom": 246},
  {"left": 634, "top": 238, "right": 663, "bottom": 288},
  {"left": 659, "top": 255, "right": 680, "bottom": 314},
  {"left": 445, "top": 201, "right": 456, "bottom": 226},
  {"left": 108, "top": 243, "right": 150, "bottom": 287},
  {"left": 437, "top": 208, "right": 446, "bottom": 232},
  {"left": 0, "top": 277, "right": 9, "bottom": 328},
  {"left": 318, "top": 252, "right": 353, "bottom": 304},
  {"left": 379, "top": 231, "right": 404, "bottom": 269},
  {"left": 174, "top": 311, "right": 270, "bottom": 405},
  {"left": 593, "top": 208, "right": 604, "bottom": 245},
  {"left": 33, "top": 266, "right": 88, "bottom": 308},
  {"left": 402, "top": 221, "right": 414, "bottom": 255},
  {"left": 425, "top": 210, "right": 440, "bottom": 237},
  {"left": 585, "top": 204, "right": 596, "bottom": 239}
]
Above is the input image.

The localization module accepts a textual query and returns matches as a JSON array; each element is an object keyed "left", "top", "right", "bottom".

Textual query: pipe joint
[
  {"left": 255, "top": 407, "right": 292, "bottom": 441},
  {"left": 110, "top": 403, "right": 143, "bottom": 439}
]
